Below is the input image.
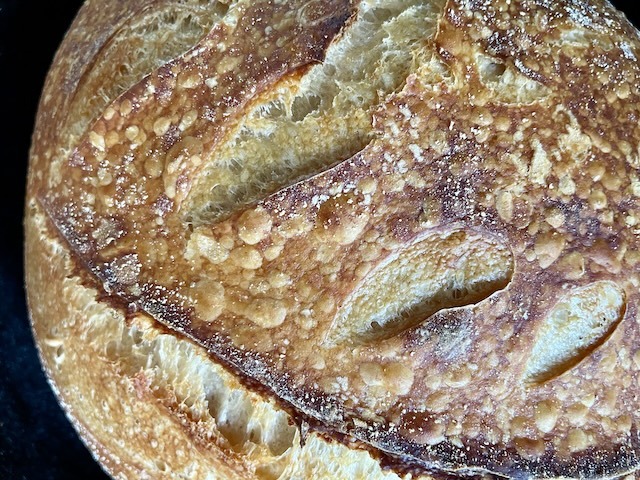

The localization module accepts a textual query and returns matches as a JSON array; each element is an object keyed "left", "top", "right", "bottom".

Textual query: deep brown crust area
[{"left": 28, "top": 0, "right": 640, "bottom": 478}]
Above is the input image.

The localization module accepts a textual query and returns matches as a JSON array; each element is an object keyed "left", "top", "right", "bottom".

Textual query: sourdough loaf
[{"left": 25, "top": 0, "right": 640, "bottom": 478}]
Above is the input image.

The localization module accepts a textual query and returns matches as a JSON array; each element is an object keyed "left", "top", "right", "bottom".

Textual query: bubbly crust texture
[{"left": 25, "top": 0, "right": 640, "bottom": 478}]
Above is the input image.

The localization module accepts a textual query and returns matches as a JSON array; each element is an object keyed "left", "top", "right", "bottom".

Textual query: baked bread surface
[{"left": 25, "top": 0, "right": 640, "bottom": 478}]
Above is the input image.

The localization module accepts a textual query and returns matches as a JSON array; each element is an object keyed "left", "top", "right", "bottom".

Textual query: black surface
[
  {"left": 0, "top": 1, "right": 110, "bottom": 478},
  {"left": 0, "top": 1, "right": 639, "bottom": 479}
]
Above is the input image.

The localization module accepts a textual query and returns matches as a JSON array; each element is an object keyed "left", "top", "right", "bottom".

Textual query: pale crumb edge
[{"left": 26, "top": 201, "right": 425, "bottom": 480}]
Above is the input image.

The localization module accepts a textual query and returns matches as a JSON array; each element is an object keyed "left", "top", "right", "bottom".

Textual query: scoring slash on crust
[{"left": 29, "top": 0, "right": 640, "bottom": 478}]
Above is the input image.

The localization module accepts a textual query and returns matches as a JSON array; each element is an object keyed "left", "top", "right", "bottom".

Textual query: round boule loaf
[{"left": 25, "top": 0, "right": 640, "bottom": 478}]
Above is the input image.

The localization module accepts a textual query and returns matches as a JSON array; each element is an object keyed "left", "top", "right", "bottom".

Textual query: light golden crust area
[{"left": 26, "top": 0, "right": 640, "bottom": 478}]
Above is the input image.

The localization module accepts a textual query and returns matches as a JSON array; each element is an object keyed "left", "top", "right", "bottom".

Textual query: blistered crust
[{"left": 27, "top": 0, "right": 640, "bottom": 478}]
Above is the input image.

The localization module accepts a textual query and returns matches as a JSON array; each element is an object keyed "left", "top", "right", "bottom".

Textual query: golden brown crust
[{"left": 26, "top": 0, "right": 640, "bottom": 478}]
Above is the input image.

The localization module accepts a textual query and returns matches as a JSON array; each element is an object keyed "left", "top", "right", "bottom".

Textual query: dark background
[
  {"left": 0, "top": 2, "right": 113, "bottom": 478},
  {"left": 0, "top": 1, "right": 639, "bottom": 479}
]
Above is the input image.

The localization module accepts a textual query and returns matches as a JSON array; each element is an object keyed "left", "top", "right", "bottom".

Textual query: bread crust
[{"left": 26, "top": 0, "right": 640, "bottom": 478}]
